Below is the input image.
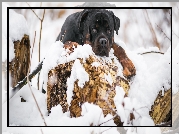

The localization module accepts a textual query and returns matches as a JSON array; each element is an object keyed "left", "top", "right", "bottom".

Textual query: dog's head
[{"left": 78, "top": 9, "right": 120, "bottom": 57}]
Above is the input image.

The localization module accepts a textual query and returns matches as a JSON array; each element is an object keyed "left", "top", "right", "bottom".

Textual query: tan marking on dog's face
[
  {"left": 85, "top": 40, "right": 92, "bottom": 45},
  {"left": 84, "top": 33, "right": 92, "bottom": 45},
  {"left": 112, "top": 37, "right": 114, "bottom": 44},
  {"left": 86, "top": 33, "right": 90, "bottom": 39}
]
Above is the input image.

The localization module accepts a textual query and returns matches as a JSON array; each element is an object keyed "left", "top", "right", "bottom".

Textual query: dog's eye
[
  {"left": 107, "top": 29, "right": 111, "bottom": 34},
  {"left": 92, "top": 28, "right": 97, "bottom": 33}
]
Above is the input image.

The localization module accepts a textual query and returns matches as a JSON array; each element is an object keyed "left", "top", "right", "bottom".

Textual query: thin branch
[
  {"left": 98, "top": 114, "right": 117, "bottom": 126},
  {"left": 40, "top": 128, "right": 44, "bottom": 134},
  {"left": 10, "top": 61, "right": 43, "bottom": 99},
  {"left": 26, "top": 2, "right": 41, "bottom": 21},
  {"left": 139, "top": 51, "right": 164, "bottom": 55},
  {"left": 143, "top": 9, "right": 160, "bottom": 49},
  {"left": 97, "top": 111, "right": 103, "bottom": 126},
  {"left": 38, "top": 9, "right": 45, "bottom": 90},
  {"left": 27, "top": 77, "right": 47, "bottom": 126},
  {"left": 156, "top": 24, "right": 171, "bottom": 41},
  {"left": 172, "top": 30, "right": 179, "bottom": 38},
  {"left": 134, "top": 106, "right": 150, "bottom": 111},
  {"left": 26, "top": 2, "right": 46, "bottom": 90},
  {"left": 100, "top": 127, "right": 112, "bottom": 134},
  {"left": 26, "top": 31, "right": 47, "bottom": 126},
  {"left": 38, "top": 9, "right": 46, "bottom": 64},
  {"left": 30, "top": 31, "right": 36, "bottom": 69}
]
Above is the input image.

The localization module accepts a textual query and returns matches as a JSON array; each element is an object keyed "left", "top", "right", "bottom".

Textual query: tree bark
[
  {"left": 9, "top": 34, "right": 30, "bottom": 88},
  {"left": 47, "top": 54, "right": 130, "bottom": 126},
  {"left": 150, "top": 89, "right": 171, "bottom": 125}
]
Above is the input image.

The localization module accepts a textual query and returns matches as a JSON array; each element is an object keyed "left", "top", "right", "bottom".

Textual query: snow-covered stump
[
  {"left": 8, "top": 9, "right": 30, "bottom": 89},
  {"left": 9, "top": 34, "right": 30, "bottom": 88},
  {"left": 150, "top": 89, "right": 171, "bottom": 125},
  {"left": 47, "top": 61, "right": 73, "bottom": 114},
  {"left": 45, "top": 41, "right": 171, "bottom": 126},
  {"left": 46, "top": 42, "right": 130, "bottom": 125}
]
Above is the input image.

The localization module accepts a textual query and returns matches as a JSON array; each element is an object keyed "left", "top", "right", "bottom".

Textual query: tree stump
[
  {"left": 46, "top": 42, "right": 171, "bottom": 126},
  {"left": 150, "top": 89, "right": 171, "bottom": 125},
  {"left": 47, "top": 43, "right": 130, "bottom": 125},
  {"left": 9, "top": 34, "right": 30, "bottom": 88}
]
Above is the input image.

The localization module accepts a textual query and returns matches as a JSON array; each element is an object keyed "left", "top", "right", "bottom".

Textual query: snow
[
  {"left": 2, "top": 3, "right": 14, "bottom": 62},
  {"left": 42, "top": 41, "right": 93, "bottom": 92},
  {"left": 7, "top": 85, "right": 120, "bottom": 127},
  {"left": 7, "top": 39, "right": 171, "bottom": 128},
  {"left": 139, "top": 116, "right": 155, "bottom": 126},
  {"left": 91, "top": 61, "right": 100, "bottom": 67},
  {"left": 9, "top": 9, "right": 29, "bottom": 42},
  {"left": 128, "top": 45, "right": 171, "bottom": 108},
  {"left": 2, "top": 3, "right": 29, "bottom": 62},
  {"left": 114, "top": 86, "right": 126, "bottom": 122},
  {"left": 2, "top": 2, "right": 177, "bottom": 134},
  {"left": 125, "top": 127, "right": 161, "bottom": 134},
  {"left": 172, "top": 44, "right": 179, "bottom": 94},
  {"left": 81, "top": 102, "right": 116, "bottom": 126},
  {"left": 104, "top": 73, "right": 113, "bottom": 86},
  {"left": 9, "top": 85, "right": 46, "bottom": 126},
  {"left": 9, "top": 37, "right": 15, "bottom": 61},
  {"left": 67, "top": 59, "right": 89, "bottom": 105}
]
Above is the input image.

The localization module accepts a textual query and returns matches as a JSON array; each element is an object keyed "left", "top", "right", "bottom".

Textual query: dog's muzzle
[
  {"left": 99, "top": 38, "right": 107, "bottom": 47},
  {"left": 93, "top": 34, "right": 110, "bottom": 57},
  {"left": 97, "top": 37, "right": 109, "bottom": 57}
]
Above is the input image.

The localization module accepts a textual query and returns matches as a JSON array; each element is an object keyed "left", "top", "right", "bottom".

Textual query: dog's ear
[
  {"left": 78, "top": 9, "right": 89, "bottom": 30},
  {"left": 114, "top": 15, "right": 120, "bottom": 35},
  {"left": 110, "top": 11, "right": 120, "bottom": 35}
]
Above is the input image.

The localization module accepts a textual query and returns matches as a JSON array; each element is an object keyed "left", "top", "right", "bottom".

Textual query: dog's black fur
[{"left": 56, "top": 9, "right": 120, "bottom": 57}]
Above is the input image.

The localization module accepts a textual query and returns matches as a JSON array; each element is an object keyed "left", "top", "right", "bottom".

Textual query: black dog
[
  {"left": 56, "top": 9, "right": 136, "bottom": 78},
  {"left": 56, "top": 9, "right": 119, "bottom": 57}
]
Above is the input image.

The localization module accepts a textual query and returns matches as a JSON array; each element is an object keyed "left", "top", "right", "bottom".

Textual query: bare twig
[
  {"left": 97, "top": 111, "right": 103, "bottom": 126},
  {"left": 39, "top": 9, "right": 46, "bottom": 64},
  {"left": 156, "top": 24, "right": 171, "bottom": 41},
  {"left": 10, "top": 61, "right": 43, "bottom": 98},
  {"left": 27, "top": 75, "right": 47, "bottom": 126},
  {"left": 143, "top": 9, "right": 160, "bottom": 49},
  {"left": 38, "top": 9, "right": 46, "bottom": 90},
  {"left": 100, "top": 127, "right": 112, "bottom": 134},
  {"left": 40, "top": 128, "right": 44, "bottom": 134},
  {"left": 139, "top": 51, "right": 164, "bottom": 55},
  {"left": 98, "top": 114, "right": 117, "bottom": 126},
  {"left": 27, "top": 31, "right": 47, "bottom": 126},
  {"left": 30, "top": 31, "right": 36, "bottom": 71},
  {"left": 134, "top": 106, "right": 150, "bottom": 111},
  {"left": 26, "top": 3, "right": 41, "bottom": 21},
  {"left": 172, "top": 30, "right": 179, "bottom": 39},
  {"left": 26, "top": 3, "right": 46, "bottom": 90}
]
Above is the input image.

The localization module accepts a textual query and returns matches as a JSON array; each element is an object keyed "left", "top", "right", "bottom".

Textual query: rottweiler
[{"left": 56, "top": 9, "right": 136, "bottom": 78}]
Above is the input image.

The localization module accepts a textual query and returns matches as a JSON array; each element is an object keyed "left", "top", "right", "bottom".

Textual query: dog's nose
[{"left": 99, "top": 38, "right": 107, "bottom": 46}]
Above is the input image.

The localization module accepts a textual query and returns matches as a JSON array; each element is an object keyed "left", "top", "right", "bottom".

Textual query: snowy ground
[{"left": 2, "top": 2, "right": 179, "bottom": 134}]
